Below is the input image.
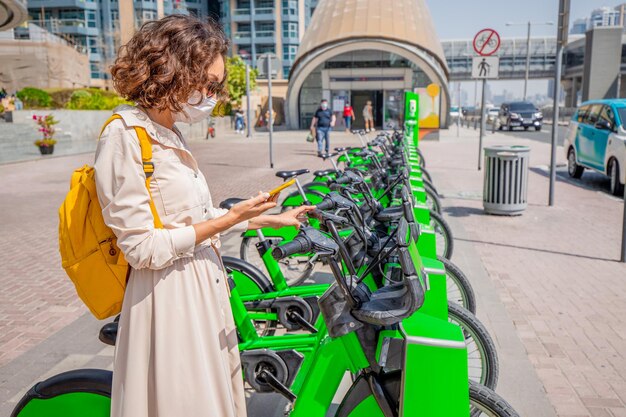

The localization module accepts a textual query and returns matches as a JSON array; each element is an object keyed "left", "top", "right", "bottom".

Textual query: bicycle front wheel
[
  {"left": 448, "top": 303, "right": 499, "bottom": 390},
  {"left": 469, "top": 380, "right": 520, "bottom": 417},
  {"left": 430, "top": 210, "right": 454, "bottom": 259},
  {"left": 439, "top": 255, "right": 476, "bottom": 314}
]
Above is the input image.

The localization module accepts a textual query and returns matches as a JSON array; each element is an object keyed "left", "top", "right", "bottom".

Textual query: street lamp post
[{"left": 506, "top": 21, "right": 553, "bottom": 101}]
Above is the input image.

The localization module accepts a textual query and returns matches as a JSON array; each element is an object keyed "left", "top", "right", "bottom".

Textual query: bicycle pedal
[
  {"left": 259, "top": 369, "right": 297, "bottom": 402},
  {"left": 287, "top": 310, "right": 318, "bottom": 333}
]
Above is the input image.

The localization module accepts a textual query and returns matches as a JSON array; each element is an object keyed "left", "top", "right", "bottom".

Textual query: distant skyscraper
[
  {"left": 570, "top": 4, "right": 626, "bottom": 34},
  {"left": 218, "top": 0, "right": 316, "bottom": 79}
]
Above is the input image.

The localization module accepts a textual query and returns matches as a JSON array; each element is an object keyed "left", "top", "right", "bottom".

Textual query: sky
[{"left": 426, "top": 0, "right": 626, "bottom": 104}]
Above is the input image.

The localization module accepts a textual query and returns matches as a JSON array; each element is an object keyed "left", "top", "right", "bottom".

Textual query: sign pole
[
  {"left": 266, "top": 55, "right": 274, "bottom": 169},
  {"left": 478, "top": 79, "right": 486, "bottom": 170},
  {"left": 457, "top": 82, "right": 461, "bottom": 137},
  {"left": 622, "top": 190, "right": 626, "bottom": 262},
  {"left": 550, "top": 0, "right": 570, "bottom": 206},
  {"left": 245, "top": 64, "right": 252, "bottom": 138}
]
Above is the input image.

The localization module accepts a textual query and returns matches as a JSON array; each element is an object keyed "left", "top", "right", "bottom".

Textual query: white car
[
  {"left": 450, "top": 106, "right": 463, "bottom": 120},
  {"left": 564, "top": 99, "right": 626, "bottom": 195}
]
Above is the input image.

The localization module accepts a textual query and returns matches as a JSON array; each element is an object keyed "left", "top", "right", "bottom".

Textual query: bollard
[{"left": 491, "top": 119, "right": 496, "bottom": 134}]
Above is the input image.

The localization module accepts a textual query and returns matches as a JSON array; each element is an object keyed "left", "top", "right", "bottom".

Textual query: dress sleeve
[{"left": 94, "top": 121, "right": 197, "bottom": 270}]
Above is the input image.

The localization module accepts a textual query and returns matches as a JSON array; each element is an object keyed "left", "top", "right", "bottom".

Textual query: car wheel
[
  {"left": 535, "top": 125, "right": 541, "bottom": 131},
  {"left": 567, "top": 148, "right": 584, "bottom": 179},
  {"left": 609, "top": 159, "right": 625, "bottom": 196}
]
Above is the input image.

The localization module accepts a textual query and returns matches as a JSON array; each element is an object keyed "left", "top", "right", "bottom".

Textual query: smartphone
[{"left": 268, "top": 178, "right": 296, "bottom": 197}]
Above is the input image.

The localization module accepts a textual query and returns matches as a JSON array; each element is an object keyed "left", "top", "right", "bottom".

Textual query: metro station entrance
[{"left": 350, "top": 90, "right": 383, "bottom": 129}]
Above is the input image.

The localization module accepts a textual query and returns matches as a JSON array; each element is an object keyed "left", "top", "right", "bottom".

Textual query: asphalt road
[
  {"left": 497, "top": 123, "right": 569, "bottom": 146},
  {"left": 499, "top": 123, "right": 623, "bottom": 200}
]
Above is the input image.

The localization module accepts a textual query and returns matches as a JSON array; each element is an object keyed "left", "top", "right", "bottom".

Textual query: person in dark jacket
[{"left": 310, "top": 99, "right": 336, "bottom": 157}]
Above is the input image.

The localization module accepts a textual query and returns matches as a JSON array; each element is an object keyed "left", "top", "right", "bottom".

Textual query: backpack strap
[{"left": 99, "top": 114, "right": 163, "bottom": 229}]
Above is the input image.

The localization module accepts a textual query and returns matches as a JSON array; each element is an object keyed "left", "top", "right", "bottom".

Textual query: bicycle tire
[
  {"left": 416, "top": 148, "right": 426, "bottom": 168},
  {"left": 430, "top": 210, "right": 454, "bottom": 259},
  {"left": 423, "top": 177, "right": 439, "bottom": 196},
  {"left": 449, "top": 303, "right": 499, "bottom": 390},
  {"left": 469, "top": 380, "right": 520, "bottom": 417},
  {"left": 439, "top": 255, "right": 476, "bottom": 314},
  {"left": 420, "top": 167, "right": 433, "bottom": 183},
  {"left": 240, "top": 236, "right": 314, "bottom": 286},
  {"left": 222, "top": 256, "right": 277, "bottom": 337},
  {"left": 425, "top": 186, "right": 442, "bottom": 214}
]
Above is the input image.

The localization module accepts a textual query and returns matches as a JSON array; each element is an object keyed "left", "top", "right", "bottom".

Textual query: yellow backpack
[{"left": 58, "top": 114, "right": 163, "bottom": 320}]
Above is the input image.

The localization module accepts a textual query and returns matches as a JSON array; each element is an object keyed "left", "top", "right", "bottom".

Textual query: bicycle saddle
[
  {"left": 275, "top": 169, "right": 309, "bottom": 179},
  {"left": 219, "top": 197, "right": 245, "bottom": 210},
  {"left": 321, "top": 152, "right": 339, "bottom": 160},
  {"left": 313, "top": 168, "right": 338, "bottom": 177},
  {"left": 334, "top": 147, "right": 351, "bottom": 152},
  {"left": 99, "top": 322, "right": 118, "bottom": 346},
  {"left": 351, "top": 246, "right": 425, "bottom": 327},
  {"left": 374, "top": 206, "right": 404, "bottom": 223}
]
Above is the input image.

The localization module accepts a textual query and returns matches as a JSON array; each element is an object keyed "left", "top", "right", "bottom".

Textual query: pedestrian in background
[
  {"left": 363, "top": 100, "right": 374, "bottom": 133},
  {"left": 310, "top": 98, "right": 335, "bottom": 157},
  {"left": 234, "top": 107, "right": 245, "bottom": 134},
  {"left": 343, "top": 101, "right": 355, "bottom": 132}
]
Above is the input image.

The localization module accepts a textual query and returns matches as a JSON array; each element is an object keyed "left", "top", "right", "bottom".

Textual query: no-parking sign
[{"left": 473, "top": 28, "right": 501, "bottom": 56}]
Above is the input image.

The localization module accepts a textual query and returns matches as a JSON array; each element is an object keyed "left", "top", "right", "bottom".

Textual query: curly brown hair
[{"left": 110, "top": 15, "right": 229, "bottom": 112}]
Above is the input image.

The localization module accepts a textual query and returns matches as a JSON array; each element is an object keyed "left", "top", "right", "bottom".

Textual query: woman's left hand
[{"left": 270, "top": 206, "right": 316, "bottom": 229}]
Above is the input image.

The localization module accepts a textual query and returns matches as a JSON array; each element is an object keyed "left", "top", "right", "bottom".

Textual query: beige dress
[{"left": 94, "top": 105, "right": 248, "bottom": 417}]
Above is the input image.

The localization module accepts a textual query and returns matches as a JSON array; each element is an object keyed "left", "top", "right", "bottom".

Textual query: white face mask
[{"left": 173, "top": 91, "right": 218, "bottom": 124}]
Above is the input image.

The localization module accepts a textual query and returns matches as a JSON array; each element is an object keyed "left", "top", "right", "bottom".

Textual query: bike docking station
[{"left": 12, "top": 92, "right": 518, "bottom": 417}]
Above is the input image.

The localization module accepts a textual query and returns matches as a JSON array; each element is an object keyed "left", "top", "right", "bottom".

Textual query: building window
[
  {"left": 282, "top": 0, "right": 298, "bottom": 15},
  {"left": 283, "top": 66, "right": 291, "bottom": 78},
  {"left": 90, "top": 63, "right": 101, "bottom": 79},
  {"left": 256, "top": 0, "right": 274, "bottom": 10},
  {"left": 282, "top": 22, "right": 297, "bottom": 38},
  {"left": 257, "top": 44, "right": 275, "bottom": 54},
  {"left": 283, "top": 44, "right": 297, "bottom": 61}
]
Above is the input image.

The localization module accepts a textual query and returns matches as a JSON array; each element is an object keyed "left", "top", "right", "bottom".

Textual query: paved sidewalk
[{"left": 421, "top": 127, "right": 626, "bottom": 417}]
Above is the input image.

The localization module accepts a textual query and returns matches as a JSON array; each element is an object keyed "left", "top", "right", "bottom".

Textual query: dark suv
[{"left": 498, "top": 102, "right": 543, "bottom": 131}]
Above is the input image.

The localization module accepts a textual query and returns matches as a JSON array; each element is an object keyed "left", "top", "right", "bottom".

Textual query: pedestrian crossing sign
[{"left": 472, "top": 56, "right": 499, "bottom": 79}]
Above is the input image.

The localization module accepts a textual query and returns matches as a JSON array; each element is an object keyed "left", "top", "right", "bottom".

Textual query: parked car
[
  {"left": 498, "top": 102, "right": 543, "bottom": 131},
  {"left": 564, "top": 99, "right": 626, "bottom": 195},
  {"left": 487, "top": 108, "right": 499, "bottom": 124}
]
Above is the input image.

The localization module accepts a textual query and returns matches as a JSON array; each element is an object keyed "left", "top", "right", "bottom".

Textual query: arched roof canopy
[{"left": 286, "top": 0, "right": 450, "bottom": 128}]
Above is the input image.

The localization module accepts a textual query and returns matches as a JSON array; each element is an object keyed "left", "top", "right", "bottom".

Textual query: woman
[
  {"left": 343, "top": 101, "right": 355, "bottom": 133},
  {"left": 362, "top": 100, "right": 374, "bottom": 133},
  {"left": 96, "top": 15, "right": 312, "bottom": 417},
  {"left": 234, "top": 107, "right": 245, "bottom": 134}
]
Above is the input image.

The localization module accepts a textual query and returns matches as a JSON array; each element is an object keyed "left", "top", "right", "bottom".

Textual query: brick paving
[{"left": 421, "top": 127, "right": 626, "bottom": 417}]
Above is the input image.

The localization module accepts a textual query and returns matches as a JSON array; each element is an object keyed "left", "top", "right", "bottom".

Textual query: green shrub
[
  {"left": 17, "top": 87, "right": 52, "bottom": 109},
  {"left": 65, "top": 89, "right": 131, "bottom": 110}
]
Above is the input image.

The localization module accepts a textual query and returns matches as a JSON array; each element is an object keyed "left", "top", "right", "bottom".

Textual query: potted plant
[{"left": 33, "top": 114, "right": 59, "bottom": 155}]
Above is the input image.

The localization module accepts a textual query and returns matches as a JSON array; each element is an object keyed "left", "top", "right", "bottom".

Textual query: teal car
[{"left": 564, "top": 99, "right": 626, "bottom": 195}]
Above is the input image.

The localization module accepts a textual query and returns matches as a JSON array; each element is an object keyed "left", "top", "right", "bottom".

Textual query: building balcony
[
  {"left": 255, "top": 30, "right": 276, "bottom": 42},
  {"left": 135, "top": 0, "right": 158, "bottom": 11},
  {"left": 31, "top": 19, "right": 99, "bottom": 37},
  {"left": 282, "top": 34, "right": 299, "bottom": 43},
  {"left": 233, "top": 31, "right": 251, "bottom": 43},
  {"left": 232, "top": 7, "right": 276, "bottom": 22},
  {"left": 27, "top": 0, "right": 97, "bottom": 10}
]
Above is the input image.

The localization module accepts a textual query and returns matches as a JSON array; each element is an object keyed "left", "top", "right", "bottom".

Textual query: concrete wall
[
  {"left": 1, "top": 110, "right": 234, "bottom": 163},
  {"left": 582, "top": 27, "right": 623, "bottom": 101},
  {"left": 0, "top": 24, "right": 91, "bottom": 91}
]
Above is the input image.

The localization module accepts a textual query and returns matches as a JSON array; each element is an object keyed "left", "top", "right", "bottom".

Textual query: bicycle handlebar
[{"left": 272, "top": 235, "right": 311, "bottom": 260}]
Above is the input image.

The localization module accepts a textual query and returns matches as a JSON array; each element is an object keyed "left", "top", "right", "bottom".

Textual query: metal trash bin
[{"left": 483, "top": 145, "right": 530, "bottom": 215}]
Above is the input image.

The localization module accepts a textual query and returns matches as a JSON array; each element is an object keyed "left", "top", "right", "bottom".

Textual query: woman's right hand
[{"left": 227, "top": 192, "right": 277, "bottom": 224}]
